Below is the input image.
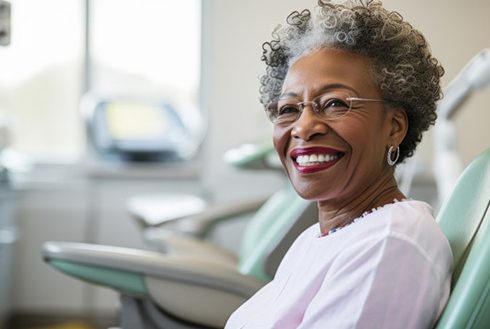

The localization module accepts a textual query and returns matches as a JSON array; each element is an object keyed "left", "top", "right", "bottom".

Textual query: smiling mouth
[
  {"left": 295, "top": 153, "right": 342, "bottom": 166},
  {"left": 290, "top": 147, "right": 345, "bottom": 173}
]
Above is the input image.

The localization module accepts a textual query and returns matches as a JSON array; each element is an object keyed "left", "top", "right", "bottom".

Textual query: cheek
[
  {"left": 273, "top": 126, "right": 293, "bottom": 176},
  {"left": 272, "top": 126, "right": 290, "bottom": 159},
  {"left": 338, "top": 118, "right": 389, "bottom": 170},
  {"left": 338, "top": 115, "right": 387, "bottom": 148}
]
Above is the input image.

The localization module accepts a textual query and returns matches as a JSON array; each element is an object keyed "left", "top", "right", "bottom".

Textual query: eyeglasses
[{"left": 266, "top": 90, "right": 389, "bottom": 125}]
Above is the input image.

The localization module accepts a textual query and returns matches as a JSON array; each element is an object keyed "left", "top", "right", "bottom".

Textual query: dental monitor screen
[{"left": 91, "top": 99, "right": 188, "bottom": 161}]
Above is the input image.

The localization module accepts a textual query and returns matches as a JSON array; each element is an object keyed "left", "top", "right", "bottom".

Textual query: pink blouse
[{"left": 225, "top": 200, "right": 453, "bottom": 329}]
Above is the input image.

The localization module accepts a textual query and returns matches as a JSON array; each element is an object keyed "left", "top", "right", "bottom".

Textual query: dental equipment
[{"left": 434, "top": 48, "right": 490, "bottom": 204}]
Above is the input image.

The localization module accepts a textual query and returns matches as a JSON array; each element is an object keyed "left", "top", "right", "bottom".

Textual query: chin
[{"left": 289, "top": 181, "right": 325, "bottom": 201}]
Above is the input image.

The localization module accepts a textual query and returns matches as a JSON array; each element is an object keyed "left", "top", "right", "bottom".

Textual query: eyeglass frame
[{"left": 265, "top": 92, "right": 396, "bottom": 125}]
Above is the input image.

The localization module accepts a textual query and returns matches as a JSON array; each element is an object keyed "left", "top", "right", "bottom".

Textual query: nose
[{"left": 290, "top": 105, "right": 329, "bottom": 141}]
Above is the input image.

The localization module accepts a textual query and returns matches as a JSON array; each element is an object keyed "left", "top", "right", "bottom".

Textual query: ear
[{"left": 387, "top": 108, "right": 408, "bottom": 146}]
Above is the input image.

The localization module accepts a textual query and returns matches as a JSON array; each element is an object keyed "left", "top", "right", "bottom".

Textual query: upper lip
[{"left": 289, "top": 146, "right": 345, "bottom": 159}]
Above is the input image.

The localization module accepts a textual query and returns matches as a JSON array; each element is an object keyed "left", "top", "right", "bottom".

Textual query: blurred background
[{"left": 0, "top": 0, "right": 488, "bottom": 328}]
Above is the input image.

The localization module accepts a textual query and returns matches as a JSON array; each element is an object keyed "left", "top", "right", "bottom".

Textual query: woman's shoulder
[
  {"left": 360, "top": 199, "right": 436, "bottom": 235},
  {"left": 290, "top": 199, "right": 452, "bottom": 267},
  {"left": 297, "top": 199, "right": 440, "bottom": 245},
  {"left": 379, "top": 199, "right": 441, "bottom": 239},
  {"left": 356, "top": 199, "right": 453, "bottom": 270}
]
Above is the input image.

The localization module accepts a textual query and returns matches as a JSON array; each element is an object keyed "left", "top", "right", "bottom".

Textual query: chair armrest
[
  {"left": 143, "top": 228, "right": 238, "bottom": 266},
  {"left": 134, "top": 197, "right": 267, "bottom": 237},
  {"left": 127, "top": 193, "right": 207, "bottom": 228},
  {"left": 43, "top": 241, "right": 265, "bottom": 328},
  {"left": 42, "top": 241, "right": 265, "bottom": 298}
]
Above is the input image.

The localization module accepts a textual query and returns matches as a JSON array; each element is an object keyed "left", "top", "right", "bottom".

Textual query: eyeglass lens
[{"left": 268, "top": 91, "right": 353, "bottom": 124}]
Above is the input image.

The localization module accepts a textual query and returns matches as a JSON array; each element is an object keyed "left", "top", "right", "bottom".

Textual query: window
[
  {"left": 0, "top": 0, "right": 84, "bottom": 161},
  {"left": 0, "top": 0, "right": 202, "bottom": 162}
]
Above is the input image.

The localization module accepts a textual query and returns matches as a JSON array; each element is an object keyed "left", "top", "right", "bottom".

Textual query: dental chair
[
  {"left": 43, "top": 177, "right": 318, "bottom": 328},
  {"left": 435, "top": 147, "right": 490, "bottom": 329}
]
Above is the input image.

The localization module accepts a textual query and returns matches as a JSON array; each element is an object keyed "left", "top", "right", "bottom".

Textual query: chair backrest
[
  {"left": 237, "top": 184, "right": 317, "bottom": 281},
  {"left": 436, "top": 148, "right": 490, "bottom": 328},
  {"left": 223, "top": 140, "right": 318, "bottom": 281}
]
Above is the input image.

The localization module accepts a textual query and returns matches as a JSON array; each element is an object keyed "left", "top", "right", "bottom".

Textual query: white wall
[{"left": 383, "top": 0, "right": 490, "bottom": 171}]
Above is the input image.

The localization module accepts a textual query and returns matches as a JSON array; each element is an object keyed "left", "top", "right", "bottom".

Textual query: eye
[
  {"left": 320, "top": 98, "right": 349, "bottom": 110},
  {"left": 316, "top": 93, "right": 352, "bottom": 117},
  {"left": 278, "top": 104, "right": 300, "bottom": 116}
]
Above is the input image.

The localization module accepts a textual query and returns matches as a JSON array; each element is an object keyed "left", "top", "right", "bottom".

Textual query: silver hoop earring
[{"left": 387, "top": 145, "right": 400, "bottom": 166}]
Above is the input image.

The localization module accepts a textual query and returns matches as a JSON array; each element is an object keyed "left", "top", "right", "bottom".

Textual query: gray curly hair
[{"left": 260, "top": 0, "right": 444, "bottom": 163}]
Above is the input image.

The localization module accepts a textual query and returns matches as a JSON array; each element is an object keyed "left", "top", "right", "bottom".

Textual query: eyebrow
[{"left": 278, "top": 83, "right": 359, "bottom": 100}]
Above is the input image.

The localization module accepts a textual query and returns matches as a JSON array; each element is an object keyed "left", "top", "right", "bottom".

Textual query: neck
[{"left": 317, "top": 172, "right": 405, "bottom": 235}]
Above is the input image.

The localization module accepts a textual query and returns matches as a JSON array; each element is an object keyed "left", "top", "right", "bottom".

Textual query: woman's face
[{"left": 273, "top": 48, "right": 401, "bottom": 203}]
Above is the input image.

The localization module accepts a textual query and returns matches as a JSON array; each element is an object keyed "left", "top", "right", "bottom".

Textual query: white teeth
[{"left": 295, "top": 153, "right": 340, "bottom": 166}]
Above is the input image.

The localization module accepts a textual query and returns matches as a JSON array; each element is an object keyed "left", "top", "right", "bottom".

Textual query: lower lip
[{"left": 293, "top": 158, "right": 341, "bottom": 174}]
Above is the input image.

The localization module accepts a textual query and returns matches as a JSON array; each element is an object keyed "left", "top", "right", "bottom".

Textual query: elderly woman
[{"left": 225, "top": 1, "right": 452, "bottom": 328}]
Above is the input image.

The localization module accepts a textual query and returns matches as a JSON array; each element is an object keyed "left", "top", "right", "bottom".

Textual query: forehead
[{"left": 281, "top": 48, "right": 380, "bottom": 97}]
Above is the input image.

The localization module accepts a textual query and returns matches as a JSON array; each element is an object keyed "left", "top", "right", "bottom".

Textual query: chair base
[{"left": 119, "top": 295, "right": 218, "bottom": 329}]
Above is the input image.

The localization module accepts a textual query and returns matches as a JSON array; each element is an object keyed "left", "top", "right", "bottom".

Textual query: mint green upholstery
[
  {"left": 238, "top": 185, "right": 313, "bottom": 281},
  {"left": 436, "top": 148, "right": 490, "bottom": 328},
  {"left": 50, "top": 259, "right": 147, "bottom": 296}
]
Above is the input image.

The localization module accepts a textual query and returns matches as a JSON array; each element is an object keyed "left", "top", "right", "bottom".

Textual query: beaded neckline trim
[{"left": 319, "top": 198, "right": 407, "bottom": 237}]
